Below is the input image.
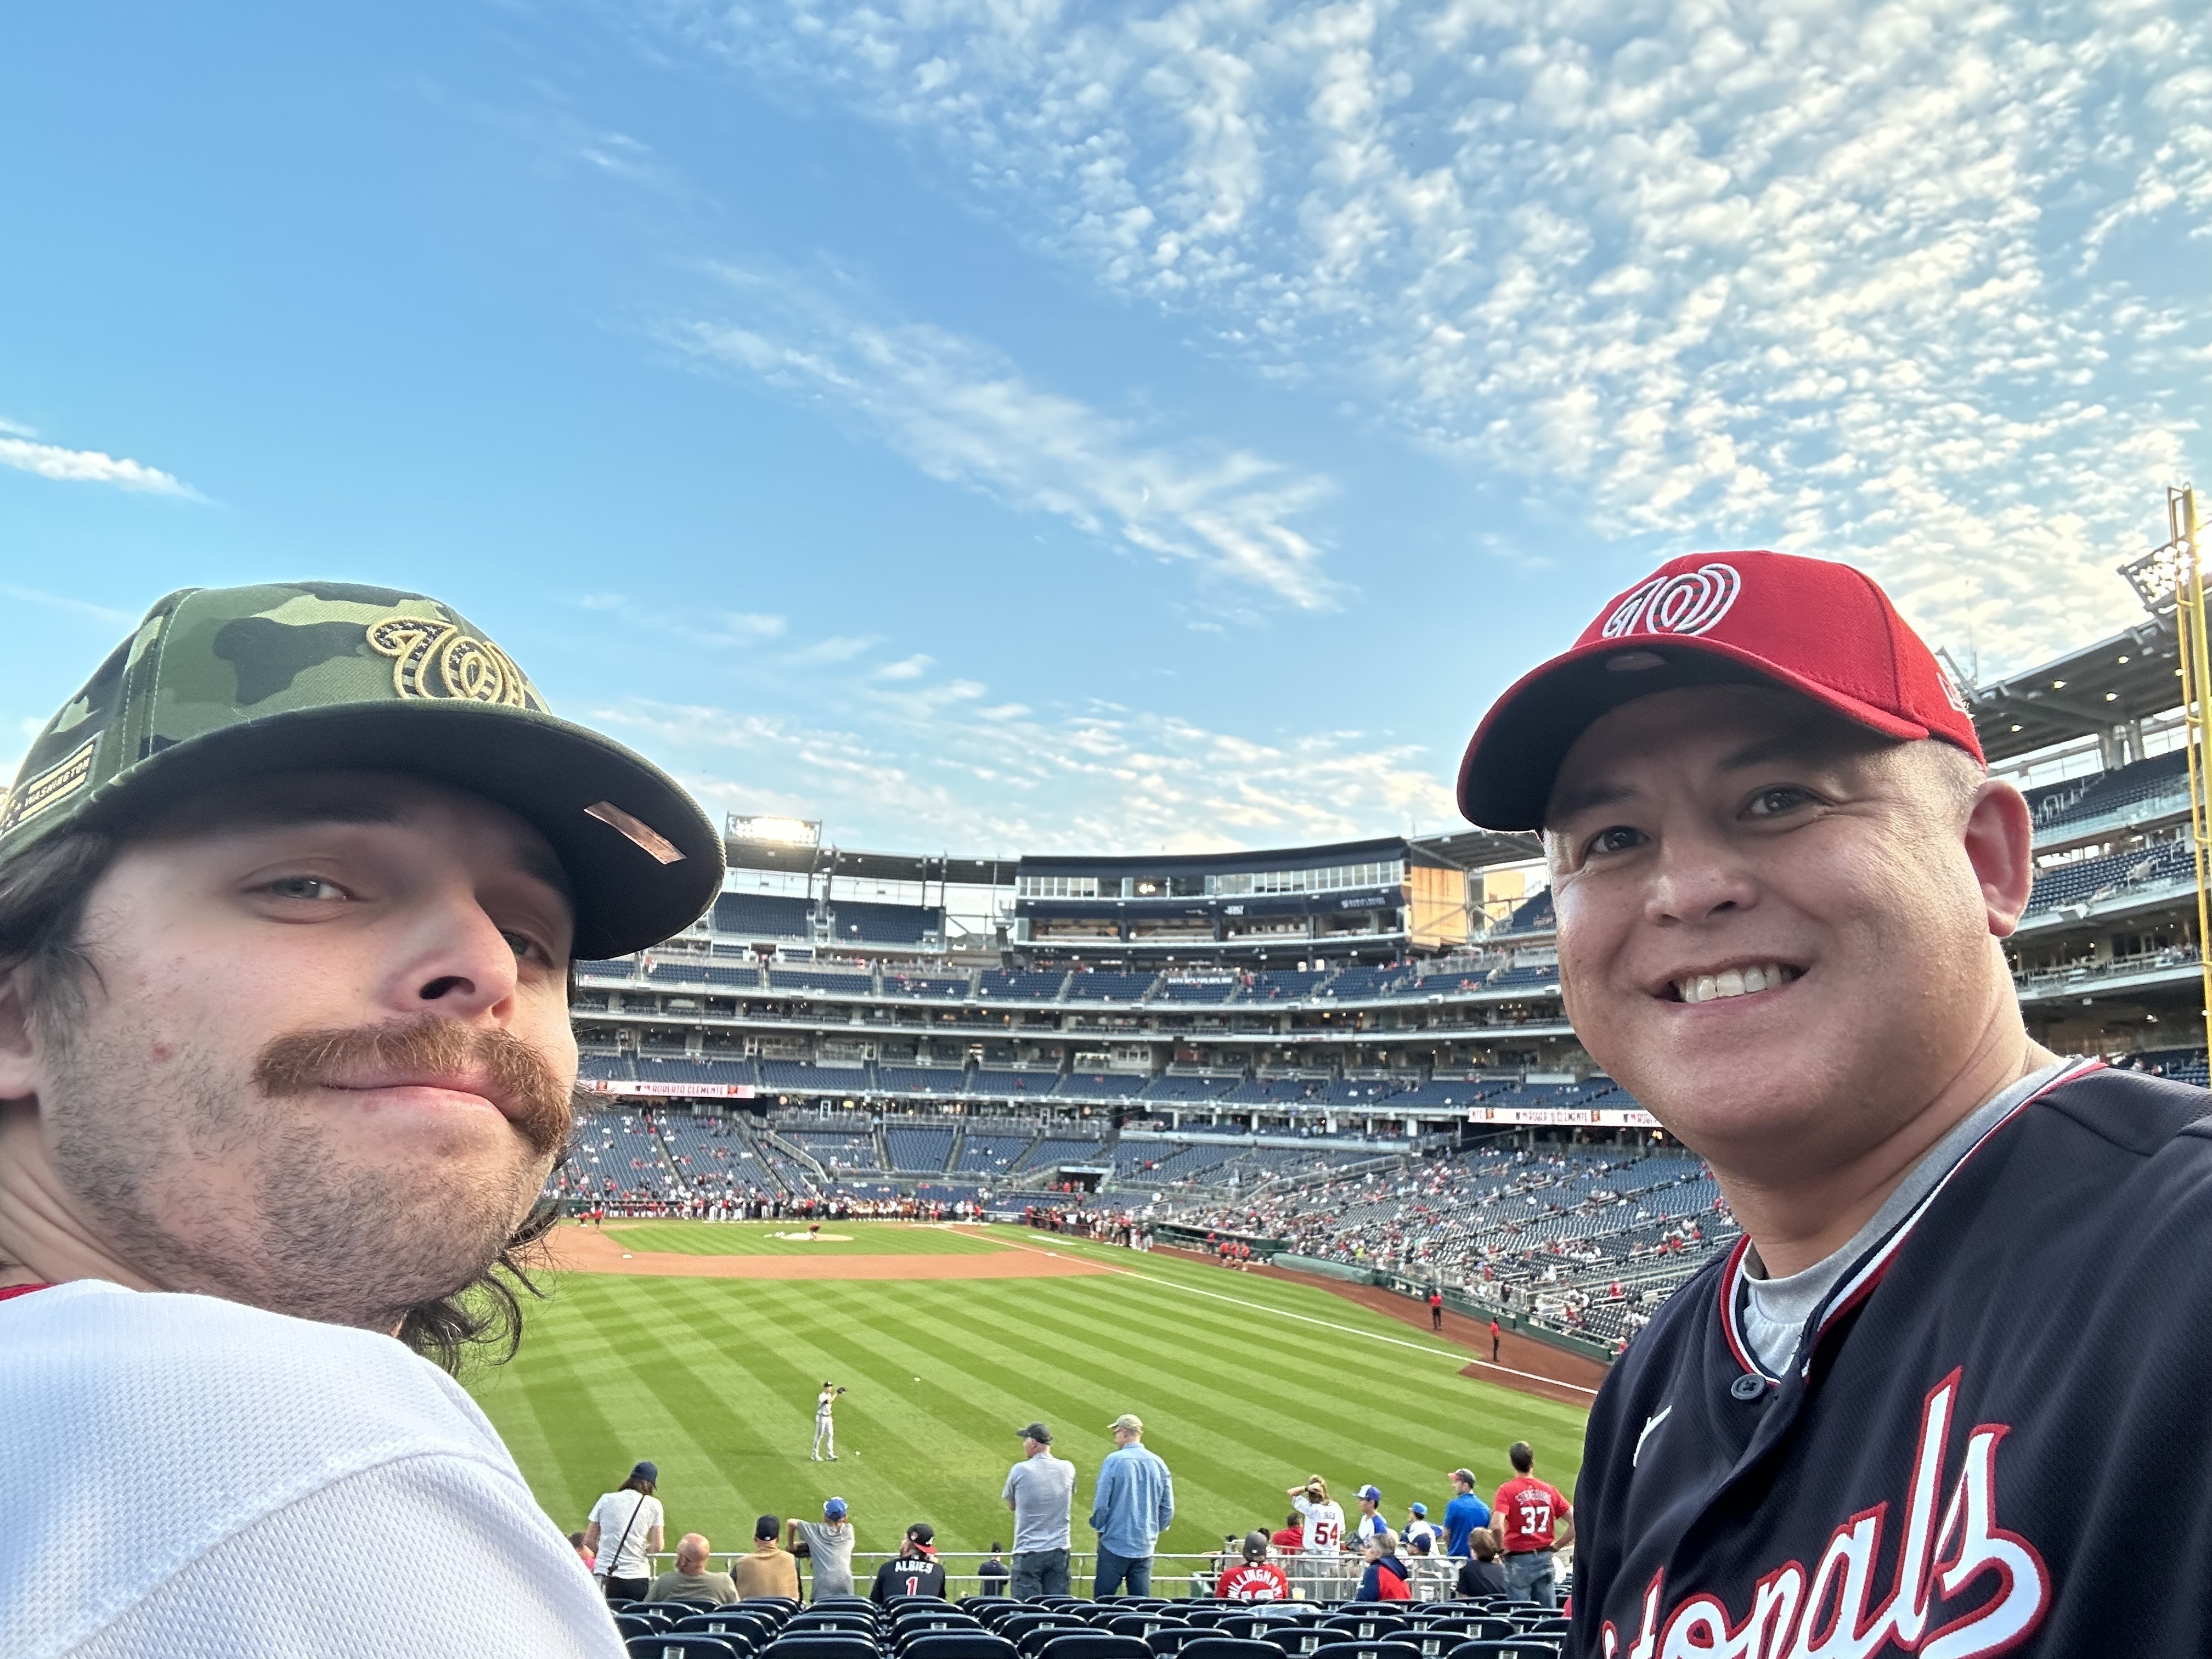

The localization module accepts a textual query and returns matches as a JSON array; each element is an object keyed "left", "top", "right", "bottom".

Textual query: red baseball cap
[{"left": 1457, "top": 550, "right": 1982, "bottom": 830}]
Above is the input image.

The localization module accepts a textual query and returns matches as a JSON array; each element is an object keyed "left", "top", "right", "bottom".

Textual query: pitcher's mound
[{"left": 771, "top": 1231, "right": 854, "bottom": 1242}]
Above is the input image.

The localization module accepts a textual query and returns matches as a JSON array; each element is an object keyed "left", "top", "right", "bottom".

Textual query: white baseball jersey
[{"left": 1293, "top": 1495, "right": 1345, "bottom": 1553}]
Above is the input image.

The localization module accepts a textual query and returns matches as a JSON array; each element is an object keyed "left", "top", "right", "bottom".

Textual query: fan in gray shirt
[{"left": 790, "top": 1500, "right": 857, "bottom": 1601}]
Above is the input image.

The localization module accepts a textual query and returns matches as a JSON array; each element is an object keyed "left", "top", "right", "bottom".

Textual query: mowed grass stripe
[
  {"left": 471, "top": 1228, "right": 1591, "bottom": 1565},
  {"left": 598, "top": 1221, "right": 1005, "bottom": 1257}
]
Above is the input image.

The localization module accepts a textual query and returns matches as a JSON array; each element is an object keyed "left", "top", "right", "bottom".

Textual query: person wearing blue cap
[
  {"left": 1403, "top": 1502, "right": 1437, "bottom": 1552},
  {"left": 585, "top": 1461, "right": 665, "bottom": 1602},
  {"left": 1351, "top": 1485, "right": 1386, "bottom": 1548},
  {"left": 790, "top": 1497, "right": 857, "bottom": 1601}
]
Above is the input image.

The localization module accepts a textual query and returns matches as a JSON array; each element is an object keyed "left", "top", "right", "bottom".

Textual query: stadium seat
[
  {"left": 630, "top": 1638, "right": 747, "bottom": 1659},
  {"left": 1516, "top": 1623, "right": 1567, "bottom": 1638},
  {"left": 893, "top": 1611, "right": 984, "bottom": 1632},
  {"left": 898, "top": 1634, "right": 1019, "bottom": 1659},
  {"left": 1146, "top": 1629, "right": 1217, "bottom": 1658},
  {"left": 1036, "top": 1635, "right": 1152, "bottom": 1659},
  {"left": 1178, "top": 1638, "right": 1285, "bottom": 1659},
  {"left": 999, "top": 1613, "right": 1086, "bottom": 1643},
  {"left": 1321, "top": 1616, "right": 1408, "bottom": 1640},
  {"left": 618, "top": 1614, "right": 675, "bottom": 1637},
  {"left": 1013, "top": 1626, "right": 1094, "bottom": 1658},
  {"left": 675, "top": 1614, "right": 769, "bottom": 1643},
  {"left": 646, "top": 1602, "right": 723, "bottom": 1617},
  {"left": 1103, "top": 1616, "right": 1173, "bottom": 1639},
  {"left": 1313, "top": 1642, "right": 1421, "bottom": 1659},
  {"left": 791, "top": 1613, "right": 880, "bottom": 1635},
  {"left": 1443, "top": 1642, "right": 1561, "bottom": 1659},
  {"left": 765, "top": 1636, "right": 883, "bottom": 1659}
]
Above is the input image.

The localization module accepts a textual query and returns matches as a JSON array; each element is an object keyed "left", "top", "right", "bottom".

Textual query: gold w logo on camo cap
[{"left": 0, "top": 580, "right": 725, "bottom": 958}]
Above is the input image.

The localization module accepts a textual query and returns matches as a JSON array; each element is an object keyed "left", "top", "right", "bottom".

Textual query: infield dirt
[{"left": 545, "top": 1226, "right": 1118, "bottom": 1280}]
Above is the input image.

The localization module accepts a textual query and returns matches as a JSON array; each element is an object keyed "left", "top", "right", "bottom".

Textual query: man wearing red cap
[{"left": 1459, "top": 551, "right": 2212, "bottom": 1655}]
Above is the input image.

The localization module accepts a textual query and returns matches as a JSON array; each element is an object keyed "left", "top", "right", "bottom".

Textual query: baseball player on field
[
  {"left": 1457, "top": 550, "right": 2212, "bottom": 1654},
  {"left": 811, "top": 1381, "right": 844, "bottom": 1461}
]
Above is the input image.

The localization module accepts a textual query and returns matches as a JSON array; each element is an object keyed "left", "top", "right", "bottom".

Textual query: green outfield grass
[
  {"left": 469, "top": 1226, "right": 1587, "bottom": 1577},
  {"left": 596, "top": 1220, "right": 1006, "bottom": 1257}
]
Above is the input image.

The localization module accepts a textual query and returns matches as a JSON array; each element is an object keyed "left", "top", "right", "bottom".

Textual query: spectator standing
[
  {"left": 1090, "top": 1412, "right": 1176, "bottom": 1596},
  {"left": 1003, "top": 1421, "right": 1076, "bottom": 1598},
  {"left": 871, "top": 1524, "right": 949, "bottom": 1604},
  {"left": 1440, "top": 1469, "right": 1490, "bottom": 1558},
  {"left": 570, "top": 1532, "right": 596, "bottom": 1574},
  {"left": 1427, "top": 1288, "right": 1444, "bottom": 1331},
  {"left": 1491, "top": 1443, "right": 1572, "bottom": 1608},
  {"left": 1488, "top": 1319, "right": 1502, "bottom": 1363},
  {"left": 733, "top": 1515, "right": 802, "bottom": 1601},
  {"left": 789, "top": 1498, "right": 856, "bottom": 1602},
  {"left": 1354, "top": 1530, "right": 1412, "bottom": 1602},
  {"left": 647, "top": 1534, "right": 740, "bottom": 1606},
  {"left": 1287, "top": 1477, "right": 1346, "bottom": 1554},
  {"left": 1350, "top": 1485, "right": 1386, "bottom": 1547},
  {"left": 977, "top": 1545, "right": 1012, "bottom": 1597},
  {"left": 0, "top": 584, "right": 725, "bottom": 1656},
  {"left": 1217, "top": 1533, "right": 1291, "bottom": 1601},
  {"left": 586, "top": 1463, "right": 665, "bottom": 1602}
]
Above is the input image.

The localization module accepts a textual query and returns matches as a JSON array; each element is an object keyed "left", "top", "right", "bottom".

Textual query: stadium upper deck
[{"left": 576, "top": 575, "right": 2211, "bottom": 1143}]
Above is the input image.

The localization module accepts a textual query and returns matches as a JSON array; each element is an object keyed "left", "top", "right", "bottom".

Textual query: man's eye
[
  {"left": 501, "top": 929, "right": 548, "bottom": 963},
  {"left": 1747, "top": 787, "right": 1812, "bottom": 817},
  {"left": 1584, "top": 826, "right": 1645, "bottom": 858},
  {"left": 262, "top": 876, "right": 346, "bottom": 902}
]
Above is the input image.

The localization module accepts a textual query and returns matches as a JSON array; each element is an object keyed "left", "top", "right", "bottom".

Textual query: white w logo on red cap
[{"left": 1601, "top": 563, "right": 1742, "bottom": 639}]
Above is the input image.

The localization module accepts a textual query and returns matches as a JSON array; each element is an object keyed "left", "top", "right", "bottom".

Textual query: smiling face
[
  {"left": 1544, "top": 684, "right": 2027, "bottom": 1184},
  {"left": 0, "top": 769, "right": 577, "bottom": 1327}
]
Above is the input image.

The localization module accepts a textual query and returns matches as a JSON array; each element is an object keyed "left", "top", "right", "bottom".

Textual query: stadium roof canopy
[
  {"left": 1967, "top": 614, "right": 2183, "bottom": 765},
  {"left": 723, "top": 838, "right": 1020, "bottom": 886}
]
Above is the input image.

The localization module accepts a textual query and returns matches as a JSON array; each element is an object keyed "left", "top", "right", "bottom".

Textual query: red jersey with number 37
[{"left": 1494, "top": 1475, "right": 1570, "bottom": 1552}]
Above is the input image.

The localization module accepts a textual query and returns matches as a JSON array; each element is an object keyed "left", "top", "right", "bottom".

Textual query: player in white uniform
[{"left": 812, "top": 1383, "right": 845, "bottom": 1460}]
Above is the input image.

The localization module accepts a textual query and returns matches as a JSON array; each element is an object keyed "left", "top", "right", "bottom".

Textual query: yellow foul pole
[{"left": 2174, "top": 487, "right": 2212, "bottom": 1055}]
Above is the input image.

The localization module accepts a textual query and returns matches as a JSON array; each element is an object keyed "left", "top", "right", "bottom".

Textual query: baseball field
[{"left": 466, "top": 1221, "right": 1590, "bottom": 1576}]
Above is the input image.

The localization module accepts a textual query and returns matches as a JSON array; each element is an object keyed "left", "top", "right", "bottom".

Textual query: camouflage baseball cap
[{"left": 0, "top": 582, "right": 724, "bottom": 958}]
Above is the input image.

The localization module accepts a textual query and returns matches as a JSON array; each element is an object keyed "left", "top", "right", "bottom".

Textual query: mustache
[{"left": 253, "top": 1017, "right": 575, "bottom": 1158}]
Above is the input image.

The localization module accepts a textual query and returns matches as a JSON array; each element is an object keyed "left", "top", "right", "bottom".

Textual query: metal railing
[{"left": 620, "top": 1549, "right": 1414, "bottom": 1600}]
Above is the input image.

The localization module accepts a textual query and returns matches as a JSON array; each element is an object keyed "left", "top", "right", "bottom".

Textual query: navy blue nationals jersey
[{"left": 1571, "top": 1062, "right": 2212, "bottom": 1657}]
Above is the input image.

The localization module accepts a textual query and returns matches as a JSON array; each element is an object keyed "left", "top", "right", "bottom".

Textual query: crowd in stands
[{"left": 584, "top": 1426, "right": 1574, "bottom": 1647}]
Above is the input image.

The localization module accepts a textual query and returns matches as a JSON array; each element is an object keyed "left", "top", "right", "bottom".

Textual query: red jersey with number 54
[{"left": 1494, "top": 1475, "right": 1570, "bottom": 1552}]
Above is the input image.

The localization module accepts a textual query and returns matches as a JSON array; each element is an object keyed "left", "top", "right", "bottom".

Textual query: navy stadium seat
[
  {"left": 899, "top": 1635, "right": 1018, "bottom": 1659},
  {"left": 676, "top": 1613, "right": 769, "bottom": 1643},
  {"left": 1146, "top": 1630, "right": 1217, "bottom": 1658},
  {"left": 1013, "top": 1627, "right": 1093, "bottom": 1658},
  {"left": 1321, "top": 1617, "right": 1409, "bottom": 1640},
  {"left": 1443, "top": 1643, "right": 1561, "bottom": 1659},
  {"left": 765, "top": 1636, "right": 883, "bottom": 1659},
  {"left": 1036, "top": 1635, "right": 1152, "bottom": 1659},
  {"left": 1315, "top": 1643, "right": 1421, "bottom": 1659},
  {"left": 1179, "top": 1639, "right": 1285, "bottom": 1659},
  {"left": 629, "top": 1638, "right": 747, "bottom": 1659},
  {"left": 618, "top": 1614, "right": 674, "bottom": 1637}
]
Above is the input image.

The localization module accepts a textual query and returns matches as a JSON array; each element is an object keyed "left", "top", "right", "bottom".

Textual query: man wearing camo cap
[{"left": 0, "top": 583, "right": 723, "bottom": 1657}]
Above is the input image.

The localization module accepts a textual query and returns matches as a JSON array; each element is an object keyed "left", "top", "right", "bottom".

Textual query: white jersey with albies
[{"left": 1292, "top": 1495, "right": 1346, "bottom": 1553}]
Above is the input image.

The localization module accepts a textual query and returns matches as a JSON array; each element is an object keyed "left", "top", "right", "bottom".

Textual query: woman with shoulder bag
[{"left": 584, "top": 1461, "right": 665, "bottom": 1602}]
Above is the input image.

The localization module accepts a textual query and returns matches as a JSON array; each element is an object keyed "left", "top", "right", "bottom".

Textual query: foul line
[{"left": 978, "top": 1231, "right": 1597, "bottom": 1400}]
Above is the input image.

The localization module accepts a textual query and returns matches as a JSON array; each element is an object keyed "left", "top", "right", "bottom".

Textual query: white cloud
[
  {"left": 0, "top": 583, "right": 134, "bottom": 625},
  {"left": 0, "top": 434, "right": 196, "bottom": 498},
  {"left": 664, "top": 274, "right": 1340, "bottom": 610},
  {"left": 575, "top": 591, "right": 788, "bottom": 646},
  {"left": 875, "top": 653, "right": 934, "bottom": 680},
  {"left": 647, "top": 0, "right": 2212, "bottom": 671},
  {"left": 596, "top": 683, "right": 1458, "bottom": 854}
]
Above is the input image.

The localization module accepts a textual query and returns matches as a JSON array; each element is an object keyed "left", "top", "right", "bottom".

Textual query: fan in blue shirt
[{"left": 1441, "top": 1468, "right": 1491, "bottom": 1558}]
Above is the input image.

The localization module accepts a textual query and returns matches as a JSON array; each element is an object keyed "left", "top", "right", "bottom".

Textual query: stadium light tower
[{"left": 2123, "top": 487, "right": 2210, "bottom": 1051}]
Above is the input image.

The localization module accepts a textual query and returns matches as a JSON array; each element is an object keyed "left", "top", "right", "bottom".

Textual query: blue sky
[{"left": 4, "top": 1, "right": 2207, "bottom": 855}]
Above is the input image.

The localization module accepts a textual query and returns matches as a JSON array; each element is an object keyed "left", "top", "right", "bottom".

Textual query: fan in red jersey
[{"left": 1216, "top": 1533, "right": 1292, "bottom": 1601}]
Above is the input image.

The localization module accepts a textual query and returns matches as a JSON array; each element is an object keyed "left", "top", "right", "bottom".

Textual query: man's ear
[
  {"left": 1962, "top": 778, "right": 2036, "bottom": 936},
  {"left": 0, "top": 966, "right": 40, "bottom": 1104}
]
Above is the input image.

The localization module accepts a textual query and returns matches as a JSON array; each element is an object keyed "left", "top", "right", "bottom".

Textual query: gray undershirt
[{"left": 1738, "top": 1056, "right": 2076, "bottom": 1374}]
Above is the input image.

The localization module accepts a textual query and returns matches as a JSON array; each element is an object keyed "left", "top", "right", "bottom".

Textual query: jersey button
[{"left": 1730, "top": 1373, "right": 1768, "bottom": 1401}]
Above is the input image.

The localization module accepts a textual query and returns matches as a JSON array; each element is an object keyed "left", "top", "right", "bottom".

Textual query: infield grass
[{"left": 468, "top": 1224, "right": 1588, "bottom": 1576}]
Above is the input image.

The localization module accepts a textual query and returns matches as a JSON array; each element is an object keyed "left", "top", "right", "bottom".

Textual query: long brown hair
[{"left": 0, "top": 826, "right": 560, "bottom": 1372}]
